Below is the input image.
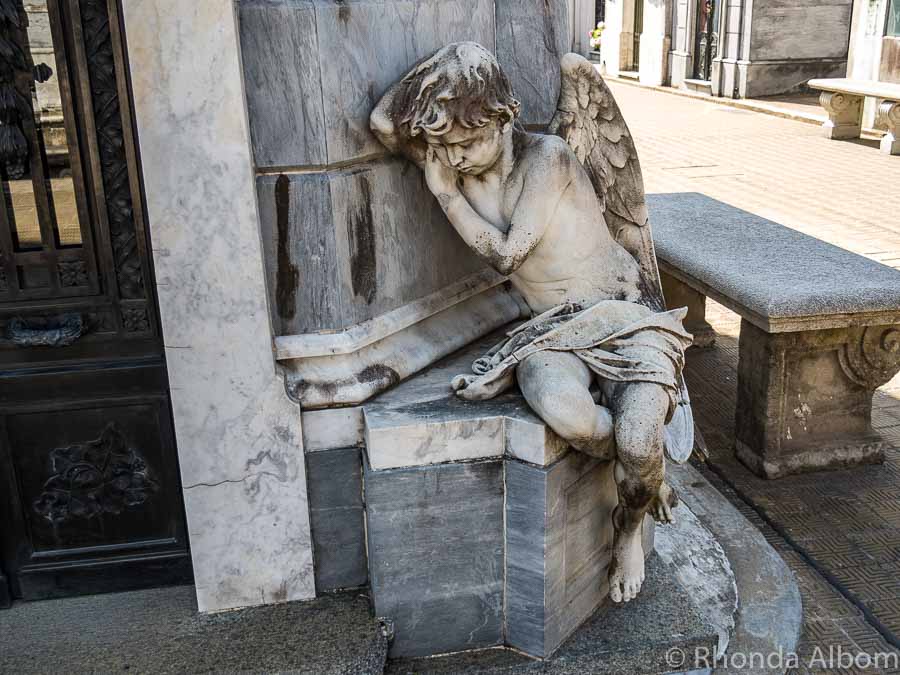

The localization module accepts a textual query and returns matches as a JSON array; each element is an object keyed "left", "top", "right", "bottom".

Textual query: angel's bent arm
[
  {"left": 370, "top": 82, "right": 427, "bottom": 168},
  {"left": 436, "top": 144, "right": 572, "bottom": 276}
]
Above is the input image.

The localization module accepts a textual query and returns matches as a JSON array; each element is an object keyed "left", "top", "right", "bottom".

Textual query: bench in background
[
  {"left": 808, "top": 78, "right": 900, "bottom": 156},
  {"left": 649, "top": 193, "right": 900, "bottom": 479}
]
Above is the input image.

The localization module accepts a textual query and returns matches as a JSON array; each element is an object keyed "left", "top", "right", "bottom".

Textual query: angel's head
[{"left": 399, "top": 42, "right": 520, "bottom": 175}]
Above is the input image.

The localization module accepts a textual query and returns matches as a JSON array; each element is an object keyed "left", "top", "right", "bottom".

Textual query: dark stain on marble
[
  {"left": 349, "top": 174, "right": 377, "bottom": 304},
  {"left": 275, "top": 173, "right": 298, "bottom": 320}
]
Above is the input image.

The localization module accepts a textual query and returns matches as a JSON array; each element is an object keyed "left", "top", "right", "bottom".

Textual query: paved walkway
[{"left": 610, "top": 81, "right": 900, "bottom": 672}]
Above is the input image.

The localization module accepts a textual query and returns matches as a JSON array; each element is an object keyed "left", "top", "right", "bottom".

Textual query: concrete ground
[{"left": 609, "top": 80, "right": 900, "bottom": 672}]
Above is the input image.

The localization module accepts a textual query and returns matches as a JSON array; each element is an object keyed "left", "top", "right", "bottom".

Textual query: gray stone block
[
  {"left": 256, "top": 172, "right": 341, "bottom": 335},
  {"left": 504, "top": 459, "right": 547, "bottom": 654},
  {"left": 507, "top": 454, "right": 653, "bottom": 657},
  {"left": 495, "top": 0, "right": 569, "bottom": 128},
  {"left": 307, "top": 447, "right": 368, "bottom": 593},
  {"left": 239, "top": 0, "right": 569, "bottom": 165},
  {"left": 365, "top": 445, "right": 654, "bottom": 659},
  {"left": 257, "top": 159, "right": 483, "bottom": 335},
  {"left": 384, "top": 555, "right": 719, "bottom": 674},
  {"left": 313, "top": 0, "right": 496, "bottom": 165},
  {"left": 364, "top": 457, "right": 504, "bottom": 658},
  {"left": 238, "top": 1, "right": 327, "bottom": 169},
  {"left": 749, "top": 0, "right": 851, "bottom": 61}
]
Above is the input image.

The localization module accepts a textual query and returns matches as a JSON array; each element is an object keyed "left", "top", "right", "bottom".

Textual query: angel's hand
[{"left": 424, "top": 146, "right": 460, "bottom": 198}]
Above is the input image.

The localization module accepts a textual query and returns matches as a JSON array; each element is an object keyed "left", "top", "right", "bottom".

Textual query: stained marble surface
[
  {"left": 362, "top": 330, "right": 570, "bottom": 469},
  {"left": 121, "top": 1, "right": 314, "bottom": 611}
]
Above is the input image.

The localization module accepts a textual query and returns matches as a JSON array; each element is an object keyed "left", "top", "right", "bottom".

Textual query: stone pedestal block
[
  {"left": 358, "top": 333, "right": 653, "bottom": 659},
  {"left": 364, "top": 458, "right": 505, "bottom": 658},
  {"left": 506, "top": 453, "right": 654, "bottom": 657},
  {"left": 735, "top": 320, "right": 900, "bottom": 479},
  {"left": 364, "top": 452, "right": 653, "bottom": 659}
]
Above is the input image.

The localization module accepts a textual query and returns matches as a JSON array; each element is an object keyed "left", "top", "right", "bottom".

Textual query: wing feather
[
  {"left": 549, "top": 53, "right": 696, "bottom": 461},
  {"left": 549, "top": 53, "right": 663, "bottom": 310}
]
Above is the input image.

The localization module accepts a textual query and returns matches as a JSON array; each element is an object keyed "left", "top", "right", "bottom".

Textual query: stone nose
[{"left": 446, "top": 146, "right": 464, "bottom": 167}]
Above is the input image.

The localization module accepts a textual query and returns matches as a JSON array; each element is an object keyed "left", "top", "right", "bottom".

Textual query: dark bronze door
[
  {"left": 632, "top": 0, "right": 643, "bottom": 71},
  {"left": 693, "top": 0, "right": 720, "bottom": 81},
  {"left": 0, "top": 0, "right": 190, "bottom": 604}
]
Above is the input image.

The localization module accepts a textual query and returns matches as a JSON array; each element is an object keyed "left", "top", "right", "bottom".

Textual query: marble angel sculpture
[{"left": 370, "top": 43, "right": 694, "bottom": 604}]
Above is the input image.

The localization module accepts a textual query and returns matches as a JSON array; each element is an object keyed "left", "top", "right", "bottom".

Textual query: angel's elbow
[
  {"left": 369, "top": 110, "right": 393, "bottom": 138},
  {"left": 492, "top": 255, "right": 522, "bottom": 276}
]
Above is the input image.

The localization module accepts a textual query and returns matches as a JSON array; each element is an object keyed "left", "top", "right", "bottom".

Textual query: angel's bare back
[{"left": 460, "top": 131, "right": 645, "bottom": 314}]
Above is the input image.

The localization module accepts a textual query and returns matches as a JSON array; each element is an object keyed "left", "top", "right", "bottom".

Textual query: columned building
[
  {"left": 847, "top": 0, "right": 900, "bottom": 128},
  {"left": 602, "top": 0, "right": 854, "bottom": 98}
]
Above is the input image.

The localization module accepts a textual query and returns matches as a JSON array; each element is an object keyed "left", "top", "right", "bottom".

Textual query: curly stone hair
[{"left": 397, "top": 42, "right": 521, "bottom": 138}]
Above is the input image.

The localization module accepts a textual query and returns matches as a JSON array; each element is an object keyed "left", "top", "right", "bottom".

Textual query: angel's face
[{"left": 424, "top": 119, "right": 507, "bottom": 176}]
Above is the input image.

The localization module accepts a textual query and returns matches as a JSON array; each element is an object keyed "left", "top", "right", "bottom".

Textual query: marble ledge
[
  {"left": 275, "top": 270, "right": 505, "bottom": 360},
  {"left": 301, "top": 330, "right": 572, "bottom": 470},
  {"left": 282, "top": 284, "right": 524, "bottom": 409}
]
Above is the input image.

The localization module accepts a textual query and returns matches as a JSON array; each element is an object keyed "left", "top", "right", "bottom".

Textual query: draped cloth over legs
[{"left": 461, "top": 300, "right": 695, "bottom": 462}]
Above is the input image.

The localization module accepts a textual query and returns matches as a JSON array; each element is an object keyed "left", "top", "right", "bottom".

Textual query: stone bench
[
  {"left": 648, "top": 193, "right": 900, "bottom": 479},
  {"left": 808, "top": 78, "right": 900, "bottom": 155}
]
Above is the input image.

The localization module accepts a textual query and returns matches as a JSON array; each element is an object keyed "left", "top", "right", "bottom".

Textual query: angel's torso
[{"left": 460, "top": 132, "right": 645, "bottom": 314}]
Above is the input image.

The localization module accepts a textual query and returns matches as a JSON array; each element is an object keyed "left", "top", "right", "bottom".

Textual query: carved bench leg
[
  {"left": 819, "top": 92, "right": 864, "bottom": 141},
  {"left": 877, "top": 101, "right": 900, "bottom": 156},
  {"left": 735, "top": 320, "right": 900, "bottom": 479},
  {"left": 660, "top": 271, "right": 715, "bottom": 348}
]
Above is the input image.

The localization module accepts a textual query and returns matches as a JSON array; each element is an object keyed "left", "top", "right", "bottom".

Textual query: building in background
[
  {"left": 847, "top": 0, "right": 900, "bottom": 128},
  {"left": 602, "top": 0, "right": 854, "bottom": 98}
]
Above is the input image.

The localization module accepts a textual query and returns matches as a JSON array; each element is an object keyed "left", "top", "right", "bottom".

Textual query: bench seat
[
  {"left": 808, "top": 78, "right": 900, "bottom": 155},
  {"left": 649, "top": 192, "right": 900, "bottom": 478}
]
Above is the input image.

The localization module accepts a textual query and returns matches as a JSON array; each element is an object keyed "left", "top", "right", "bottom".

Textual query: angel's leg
[
  {"left": 517, "top": 351, "right": 614, "bottom": 459},
  {"left": 606, "top": 381, "right": 668, "bottom": 603}
]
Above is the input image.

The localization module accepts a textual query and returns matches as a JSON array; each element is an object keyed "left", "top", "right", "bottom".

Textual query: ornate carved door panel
[{"left": 0, "top": 0, "right": 190, "bottom": 602}]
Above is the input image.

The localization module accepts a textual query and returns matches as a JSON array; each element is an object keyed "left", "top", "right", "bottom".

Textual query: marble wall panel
[
  {"left": 307, "top": 447, "right": 368, "bottom": 592},
  {"left": 256, "top": 158, "right": 484, "bottom": 335},
  {"left": 256, "top": 173, "right": 341, "bottom": 335},
  {"left": 122, "top": 0, "right": 314, "bottom": 611},
  {"left": 313, "top": 0, "right": 496, "bottom": 165},
  {"left": 495, "top": 0, "right": 570, "bottom": 127},
  {"left": 749, "top": 0, "right": 852, "bottom": 62},
  {"left": 239, "top": 0, "right": 327, "bottom": 169},
  {"left": 505, "top": 459, "right": 549, "bottom": 656},
  {"left": 364, "top": 458, "right": 505, "bottom": 657}
]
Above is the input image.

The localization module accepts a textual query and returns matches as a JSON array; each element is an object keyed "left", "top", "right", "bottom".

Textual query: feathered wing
[
  {"left": 548, "top": 53, "right": 663, "bottom": 311},
  {"left": 549, "top": 53, "right": 694, "bottom": 463}
]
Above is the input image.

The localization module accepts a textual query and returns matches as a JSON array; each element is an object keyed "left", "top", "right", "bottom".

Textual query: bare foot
[
  {"left": 650, "top": 481, "right": 678, "bottom": 524},
  {"left": 608, "top": 517, "right": 646, "bottom": 603}
]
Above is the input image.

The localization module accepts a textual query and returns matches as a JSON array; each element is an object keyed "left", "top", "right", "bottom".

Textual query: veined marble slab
[
  {"left": 363, "top": 329, "right": 569, "bottom": 470},
  {"left": 122, "top": 1, "right": 314, "bottom": 612}
]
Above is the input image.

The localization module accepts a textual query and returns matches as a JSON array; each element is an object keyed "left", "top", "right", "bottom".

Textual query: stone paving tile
[{"left": 609, "top": 82, "right": 900, "bottom": 670}]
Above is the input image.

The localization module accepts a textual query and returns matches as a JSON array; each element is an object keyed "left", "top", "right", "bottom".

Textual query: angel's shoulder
[{"left": 515, "top": 132, "right": 580, "bottom": 180}]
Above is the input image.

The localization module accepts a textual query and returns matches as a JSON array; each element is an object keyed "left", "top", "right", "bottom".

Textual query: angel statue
[{"left": 370, "top": 43, "right": 694, "bottom": 604}]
